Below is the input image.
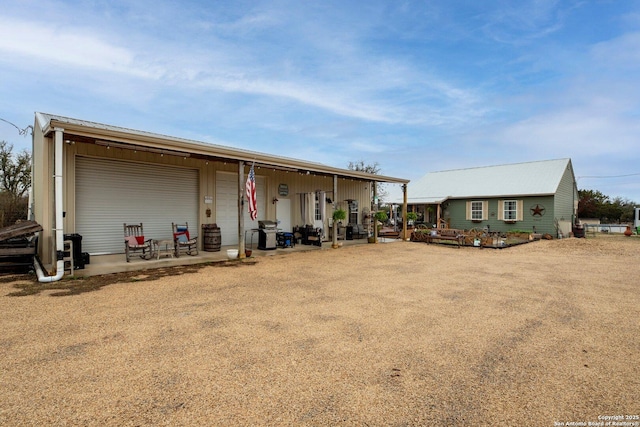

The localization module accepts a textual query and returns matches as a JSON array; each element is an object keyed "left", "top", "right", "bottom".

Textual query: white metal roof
[
  {"left": 35, "top": 112, "right": 409, "bottom": 184},
  {"left": 405, "top": 158, "right": 574, "bottom": 204}
]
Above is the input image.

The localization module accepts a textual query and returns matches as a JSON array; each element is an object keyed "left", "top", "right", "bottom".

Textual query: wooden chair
[
  {"left": 172, "top": 222, "right": 198, "bottom": 257},
  {"left": 124, "top": 223, "right": 152, "bottom": 262}
]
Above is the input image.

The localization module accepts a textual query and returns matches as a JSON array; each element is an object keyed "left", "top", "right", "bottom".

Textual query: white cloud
[
  {"left": 590, "top": 32, "right": 640, "bottom": 70},
  {"left": 497, "top": 107, "right": 640, "bottom": 155},
  {"left": 479, "top": 0, "right": 572, "bottom": 44},
  {"left": 0, "top": 19, "right": 154, "bottom": 77},
  {"left": 0, "top": 5, "right": 488, "bottom": 128}
]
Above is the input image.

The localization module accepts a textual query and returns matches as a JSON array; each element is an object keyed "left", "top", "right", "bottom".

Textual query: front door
[{"left": 276, "top": 198, "right": 292, "bottom": 232}]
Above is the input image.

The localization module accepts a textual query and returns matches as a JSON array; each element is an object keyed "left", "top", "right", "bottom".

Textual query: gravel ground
[{"left": 1, "top": 236, "right": 639, "bottom": 426}]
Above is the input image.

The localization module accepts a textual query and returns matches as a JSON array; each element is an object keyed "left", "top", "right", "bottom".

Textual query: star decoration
[{"left": 530, "top": 204, "right": 545, "bottom": 216}]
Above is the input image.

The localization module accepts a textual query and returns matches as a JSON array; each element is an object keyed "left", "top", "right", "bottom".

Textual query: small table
[{"left": 153, "top": 239, "right": 175, "bottom": 260}]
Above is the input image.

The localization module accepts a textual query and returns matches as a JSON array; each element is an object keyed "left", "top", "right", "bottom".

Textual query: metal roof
[
  {"left": 405, "top": 158, "right": 574, "bottom": 204},
  {"left": 35, "top": 112, "right": 409, "bottom": 184}
]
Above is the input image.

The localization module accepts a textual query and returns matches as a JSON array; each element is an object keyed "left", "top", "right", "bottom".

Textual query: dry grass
[{"left": 1, "top": 235, "right": 638, "bottom": 426}]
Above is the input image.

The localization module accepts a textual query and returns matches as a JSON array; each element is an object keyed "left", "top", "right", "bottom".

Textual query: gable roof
[
  {"left": 35, "top": 112, "right": 409, "bottom": 185},
  {"left": 406, "top": 158, "right": 574, "bottom": 204}
]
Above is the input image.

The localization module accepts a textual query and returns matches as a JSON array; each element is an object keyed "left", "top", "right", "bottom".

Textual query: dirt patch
[
  {"left": 0, "top": 236, "right": 638, "bottom": 426},
  {"left": 6, "top": 259, "right": 259, "bottom": 297}
]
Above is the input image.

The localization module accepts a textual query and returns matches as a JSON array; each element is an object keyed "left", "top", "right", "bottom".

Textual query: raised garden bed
[{"left": 411, "top": 228, "right": 540, "bottom": 249}]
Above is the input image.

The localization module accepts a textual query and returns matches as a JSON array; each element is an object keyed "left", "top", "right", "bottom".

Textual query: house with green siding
[{"left": 403, "top": 159, "right": 578, "bottom": 237}]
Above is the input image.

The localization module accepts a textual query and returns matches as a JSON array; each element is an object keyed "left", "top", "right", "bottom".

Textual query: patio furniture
[
  {"left": 172, "top": 222, "right": 198, "bottom": 257},
  {"left": 425, "top": 228, "right": 466, "bottom": 247},
  {"left": 294, "top": 225, "right": 322, "bottom": 246},
  {"left": 152, "top": 238, "right": 175, "bottom": 260},
  {"left": 124, "top": 223, "right": 152, "bottom": 262},
  {"left": 347, "top": 223, "right": 367, "bottom": 239}
]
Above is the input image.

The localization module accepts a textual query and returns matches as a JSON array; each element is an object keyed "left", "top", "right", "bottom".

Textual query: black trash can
[
  {"left": 572, "top": 226, "right": 585, "bottom": 238},
  {"left": 63, "top": 233, "right": 85, "bottom": 269},
  {"left": 346, "top": 225, "right": 354, "bottom": 240}
]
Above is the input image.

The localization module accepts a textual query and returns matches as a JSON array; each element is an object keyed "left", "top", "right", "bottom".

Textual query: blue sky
[{"left": 1, "top": 0, "right": 640, "bottom": 203}]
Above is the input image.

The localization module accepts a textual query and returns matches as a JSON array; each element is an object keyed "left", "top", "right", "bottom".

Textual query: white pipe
[
  {"left": 34, "top": 128, "right": 65, "bottom": 282},
  {"left": 27, "top": 126, "right": 34, "bottom": 221}
]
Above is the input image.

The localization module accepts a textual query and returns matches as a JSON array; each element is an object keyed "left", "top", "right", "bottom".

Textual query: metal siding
[
  {"left": 76, "top": 157, "right": 198, "bottom": 254},
  {"left": 554, "top": 165, "right": 577, "bottom": 223}
]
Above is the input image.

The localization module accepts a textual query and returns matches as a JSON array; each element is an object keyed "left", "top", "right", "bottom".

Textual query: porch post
[
  {"left": 402, "top": 183, "right": 408, "bottom": 240},
  {"left": 238, "top": 161, "right": 246, "bottom": 259},
  {"left": 332, "top": 174, "right": 338, "bottom": 248},
  {"left": 373, "top": 180, "right": 378, "bottom": 243}
]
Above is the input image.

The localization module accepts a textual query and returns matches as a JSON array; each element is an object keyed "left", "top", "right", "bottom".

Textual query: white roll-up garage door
[
  {"left": 215, "top": 171, "right": 265, "bottom": 246},
  {"left": 76, "top": 157, "right": 198, "bottom": 254}
]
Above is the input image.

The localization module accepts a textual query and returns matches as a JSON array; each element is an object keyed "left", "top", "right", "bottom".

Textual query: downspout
[
  {"left": 34, "top": 127, "right": 65, "bottom": 282},
  {"left": 27, "top": 125, "right": 35, "bottom": 221}
]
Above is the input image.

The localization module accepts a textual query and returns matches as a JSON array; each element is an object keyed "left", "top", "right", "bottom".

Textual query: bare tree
[
  {"left": 348, "top": 160, "right": 388, "bottom": 204},
  {"left": 0, "top": 141, "right": 31, "bottom": 227}
]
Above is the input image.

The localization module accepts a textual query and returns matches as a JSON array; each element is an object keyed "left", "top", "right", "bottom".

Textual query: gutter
[{"left": 34, "top": 127, "right": 65, "bottom": 282}]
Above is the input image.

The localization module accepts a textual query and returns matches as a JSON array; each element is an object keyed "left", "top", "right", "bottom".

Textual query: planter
[
  {"left": 368, "top": 237, "right": 376, "bottom": 243},
  {"left": 202, "top": 224, "right": 221, "bottom": 252},
  {"left": 226, "top": 249, "right": 238, "bottom": 259}
]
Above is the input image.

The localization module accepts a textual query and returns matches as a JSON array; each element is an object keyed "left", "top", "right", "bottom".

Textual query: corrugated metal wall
[
  {"left": 75, "top": 157, "right": 199, "bottom": 254},
  {"left": 51, "top": 142, "right": 373, "bottom": 260}
]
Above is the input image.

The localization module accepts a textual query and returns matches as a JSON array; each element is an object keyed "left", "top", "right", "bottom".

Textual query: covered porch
[{"left": 74, "top": 236, "right": 403, "bottom": 277}]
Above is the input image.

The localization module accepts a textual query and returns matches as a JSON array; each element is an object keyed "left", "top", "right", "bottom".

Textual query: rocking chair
[
  {"left": 172, "top": 222, "right": 198, "bottom": 257},
  {"left": 124, "top": 223, "right": 152, "bottom": 262}
]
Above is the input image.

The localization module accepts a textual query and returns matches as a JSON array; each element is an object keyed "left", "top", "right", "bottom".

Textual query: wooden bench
[
  {"left": 379, "top": 227, "right": 401, "bottom": 239},
  {"left": 426, "top": 228, "right": 466, "bottom": 247}
]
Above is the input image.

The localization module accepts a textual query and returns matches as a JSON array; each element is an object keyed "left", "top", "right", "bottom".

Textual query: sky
[{"left": 1, "top": 0, "right": 640, "bottom": 204}]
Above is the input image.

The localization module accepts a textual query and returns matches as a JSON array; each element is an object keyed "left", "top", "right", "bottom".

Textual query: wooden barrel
[{"left": 202, "top": 224, "right": 221, "bottom": 252}]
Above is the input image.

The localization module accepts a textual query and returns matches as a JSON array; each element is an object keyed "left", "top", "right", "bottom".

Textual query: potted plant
[
  {"left": 367, "top": 211, "right": 388, "bottom": 243},
  {"left": 332, "top": 208, "right": 347, "bottom": 222},
  {"left": 374, "top": 211, "right": 388, "bottom": 223},
  {"left": 332, "top": 208, "right": 347, "bottom": 248},
  {"left": 407, "top": 211, "right": 418, "bottom": 226}
]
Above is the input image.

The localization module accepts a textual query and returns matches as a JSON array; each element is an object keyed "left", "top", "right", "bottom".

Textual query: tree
[
  {"left": 577, "top": 189, "right": 608, "bottom": 219},
  {"left": 578, "top": 188, "right": 637, "bottom": 223},
  {"left": 605, "top": 196, "right": 635, "bottom": 223},
  {"left": 348, "top": 160, "right": 388, "bottom": 205},
  {"left": 0, "top": 141, "right": 31, "bottom": 227}
]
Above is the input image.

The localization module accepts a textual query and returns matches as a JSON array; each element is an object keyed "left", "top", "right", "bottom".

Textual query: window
[
  {"left": 315, "top": 195, "right": 322, "bottom": 221},
  {"left": 348, "top": 200, "right": 358, "bottom": 224},
  {"left": 466, "top": 200, "right": 487, "bottom": 221},
  {"left": 471, "top": 201, "right": 484, "bottom": 220},
  {"left": 504, "top": 200, "right": 517, "bottom": 220},
  {"left": 498, "top": 199, "right": 523, "bottom": 221}
]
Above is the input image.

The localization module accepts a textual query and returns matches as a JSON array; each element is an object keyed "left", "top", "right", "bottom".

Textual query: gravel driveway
[{"left": 1, "top": 236, "right": 638, "bottom": 426}]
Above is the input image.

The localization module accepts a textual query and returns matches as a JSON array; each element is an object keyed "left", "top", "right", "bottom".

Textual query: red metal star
[{"left": 530, "top": 204, "right": 545, "bottom": 216}]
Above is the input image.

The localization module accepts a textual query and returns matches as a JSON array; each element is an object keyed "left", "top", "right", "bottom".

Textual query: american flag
[{"left": 246, "top": 163, "right": 257, "bottom": 221}]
